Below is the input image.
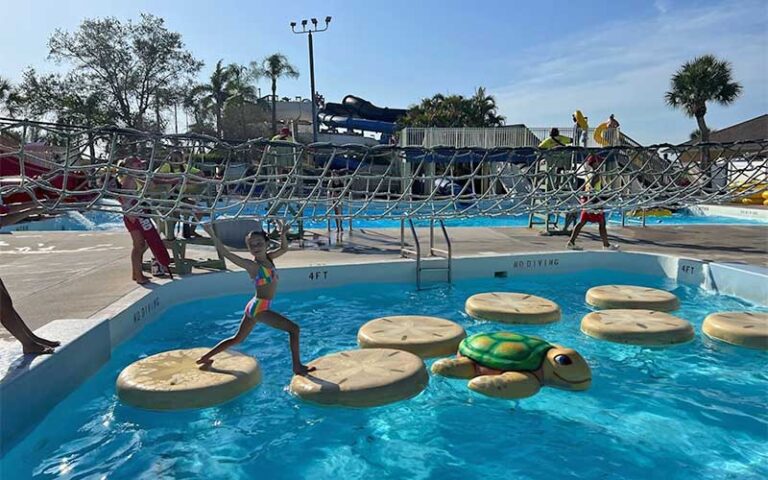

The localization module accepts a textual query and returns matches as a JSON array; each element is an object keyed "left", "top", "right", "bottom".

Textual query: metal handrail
[
  {"left": 400, "top": 218, "right": 422, "bottom": 287},
  {"left": 436, "top": 219, "right": 452, "bottom": 283}
]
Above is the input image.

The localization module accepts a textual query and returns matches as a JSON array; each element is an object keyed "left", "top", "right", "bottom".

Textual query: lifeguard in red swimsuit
[{"left": 566, "top": 153, "right": 619, "bottom": 251}]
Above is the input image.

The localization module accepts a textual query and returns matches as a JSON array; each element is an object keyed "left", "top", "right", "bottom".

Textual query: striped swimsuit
[{"left": 244, "top": 262, "right": 278, "bottom": 317}]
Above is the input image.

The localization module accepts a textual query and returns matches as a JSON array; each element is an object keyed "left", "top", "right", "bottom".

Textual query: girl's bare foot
[
  {"left": 22, "top": 343, "right": 55, "bottom": 355},
  {"left": 35, "top": 337, "right": 60, "bottom": 348},
  {"left": 134, "top": 276, "right": 151, "bottom": 285},
  {"left": 293, "top": 363, "right": 316, "bottom": 376},
  {"left": 196, "top": 356, "right": 213, "bottom": 367}
]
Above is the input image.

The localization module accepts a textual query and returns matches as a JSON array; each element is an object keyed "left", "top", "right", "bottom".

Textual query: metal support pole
[
  {"left": 308, "top": 31, "right": 318, "bottom": 143},
  {"left": 429, "top": 219, "right": 435, "bottom": 254},
  {"left": 292, "top": 17, "right": 330, "bottom": 144},
  {"left": 400, "top": 218, "right": 405, "bottom": 252}
]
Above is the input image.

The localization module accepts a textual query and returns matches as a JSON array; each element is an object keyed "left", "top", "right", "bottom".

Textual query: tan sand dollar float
[
  {"left": 117, "top": 348, "right": 262, "bottom": 410},
  {"left": 465, "top": 293, "right": 561, "bottom": 324},
  {"left": 581, "top": 310, "right": 694, "bottom": 345},
  {"left": 357, "top": 315, "right": 466, "bottom": 358},
  {"left": 586, "top": 285, "right": 679, "bottom": 311},
  {"left": 702, "top": 311, "right": 768, "bottom": 349},
  {"left": 290, "top": 348, "right": 428, "bottom": 407}
]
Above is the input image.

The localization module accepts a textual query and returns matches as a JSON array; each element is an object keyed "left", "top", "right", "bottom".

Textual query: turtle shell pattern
[{"left": 458, "top": 332, "right": 553, "bottom": 371}]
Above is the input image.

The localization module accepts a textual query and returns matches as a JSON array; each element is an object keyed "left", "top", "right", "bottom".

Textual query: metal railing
[
  {"left": 400, "top": 126, "right": 623, "bottom": 148},
  {"left": 400, "top": 218, "right": 452, "bottom": 289}
]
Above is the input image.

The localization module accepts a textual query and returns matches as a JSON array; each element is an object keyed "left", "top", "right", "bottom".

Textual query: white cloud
[{"left": 490, "top": 0, "right": 768, "bottom": 144}]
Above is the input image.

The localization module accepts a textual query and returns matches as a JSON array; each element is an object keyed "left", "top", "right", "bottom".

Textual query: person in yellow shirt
[
  {"left": 538, "top": 128, "right": 572, "bottom": 150},
  {"left": 271, "top": 127, "right": 295, "bottom": 143},
  {"left": 153, "top": 150, "right": 205, "bottom": 240}
]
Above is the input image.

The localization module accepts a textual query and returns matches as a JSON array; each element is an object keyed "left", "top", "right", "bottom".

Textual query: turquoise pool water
[
  {"left": 1, "top": 207, "right": 765, "bottom": 233},
  {"left": 2, "top": 270, "right": 767, "bottom": 479}
]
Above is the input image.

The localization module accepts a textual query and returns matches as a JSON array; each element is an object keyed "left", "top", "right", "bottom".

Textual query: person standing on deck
[
  {"left": 538, "top": 128, "right": 571, "bottom": 150},
  {"left": 153, "top": 150, "right": 205, "bottom": 240},
  {"left": 606, "top": 114, "right": 620, "bottom": 145},
  {"left": 114, "top": 156, "right": 173, "bottom": 284},
  {"left": 0, "top": 205, "right": 60, "bottom": 354},
  {"left": 566, "top": 153, "right": 620, "bottom": 250},
  {"left": 328, "top": 169, "right": 345, "bottom": 233}
]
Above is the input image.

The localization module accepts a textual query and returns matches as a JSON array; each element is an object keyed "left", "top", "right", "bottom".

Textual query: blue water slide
[{"left": 317, "top": 113, "right": 397, "bottom": 134}]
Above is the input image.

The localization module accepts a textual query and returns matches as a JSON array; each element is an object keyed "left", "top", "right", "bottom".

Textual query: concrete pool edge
[
  {"left": 1, "top": 250, "right": 766, "bottom": 455},
  {"left": 690, "top": 204, "right": 768, "bottom": 221}
]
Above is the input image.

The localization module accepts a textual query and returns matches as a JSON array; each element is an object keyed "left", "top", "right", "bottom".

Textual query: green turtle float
[{"left": 431, "top": 332, "right": 591, "bottom": 399}]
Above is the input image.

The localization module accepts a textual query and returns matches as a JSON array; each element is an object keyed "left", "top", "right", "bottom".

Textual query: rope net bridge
[{"left": 1, "top": 119, "right": 766, "bottom": 229}]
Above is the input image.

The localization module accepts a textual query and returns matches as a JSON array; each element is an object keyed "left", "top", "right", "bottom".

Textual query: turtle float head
[{"left": 540, "top": 347, "right": 591, "bottom": 391}]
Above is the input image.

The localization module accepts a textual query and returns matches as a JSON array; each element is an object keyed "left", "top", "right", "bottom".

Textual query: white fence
[{"left": 399, "top": 126, "right": 624, "bottom": 149}]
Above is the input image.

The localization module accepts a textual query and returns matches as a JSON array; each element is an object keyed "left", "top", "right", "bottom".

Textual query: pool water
[
  {"left": 2, "top": 270, "right": 767, "bottom": 479},
  {"left": 1, "top": 207, "right": 765, "bottom": 233}
]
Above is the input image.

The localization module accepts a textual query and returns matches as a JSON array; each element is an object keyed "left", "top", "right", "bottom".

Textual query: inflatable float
[
  {"left": 574, "top": 110, "right": 588, "bottom": 130},
  {"left": 581, "top": 310, "right": 694, "bottom": 345},
  {"left": 357, "top": 315, "right": 466, "bottom": 358},
  {"left": 733, "top": 183, "right": 767, "bottom": 205},
  {"left": 702, "top": 311, "right": 768, "bottom": 349},
  {"left": 431, "top": 332, "right": 591, "bottom": 399},
  {"left": 628, "top": 208, "right": 672, "bottom": 218},
  {"left": 586, "top": 285, "right": 679, "bottom": 311},
  {"left": 465, "top": 292, "right": 561, "bottom": 324},
  {"left": 290, "top": 348, "right": 428, "bottom": 407},
  {"left": 125, "top": 214, "right": 173, "bottom": 275},
  {"left": 116, "top": 348, "right": 262, "bottom": 410},
  {"left": 593, "top": 122, "right": 610, "bottom": 146}
]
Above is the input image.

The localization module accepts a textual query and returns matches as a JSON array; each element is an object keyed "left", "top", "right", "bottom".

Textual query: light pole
[{"left": 291, "top": 16, "right": 331, "bottom": 143}]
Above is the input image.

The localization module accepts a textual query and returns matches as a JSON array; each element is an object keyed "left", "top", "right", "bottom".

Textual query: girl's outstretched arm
[
  {"left": 203, "top": 224, "right": 256, "bottom": 270},
  {"left": 268, "top": 220, "right": 290, "bottom": 259}
]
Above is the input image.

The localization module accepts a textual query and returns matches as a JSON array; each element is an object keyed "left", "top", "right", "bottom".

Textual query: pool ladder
[{"left": 400, "top": 219, "right": 452, "bottom": 290}]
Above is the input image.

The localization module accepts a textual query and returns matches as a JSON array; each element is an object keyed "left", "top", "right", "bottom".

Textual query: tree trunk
[
  {"left": 271, "top": 79, "right": 277, "bottom": 135},
  {"left": 239, "top": 98, "right": 246, "bottom": 139},
  {"left": 695, "top": 114, "right": 712, "bottom": 189},
  {"left": 215, "top": 105, "right": 222, "bottom": 138},
  {"left": 695, "top": 114, "right": 710, "bottom": 142},
  {"left": 87, "top": 128, "right": 96, "bottom": 165},
  {"left": 155, "top": 95, "right": 161, "bottom": 133}
]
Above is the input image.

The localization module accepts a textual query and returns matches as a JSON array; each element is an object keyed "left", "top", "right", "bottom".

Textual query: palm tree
[
  {"left": 224, "top": 65, "right": 262, "bottom": 138},
  {"left": 399, "top": 87, "right": 505, "bottom": 128},
  {"left": 250, "top": 54, "right": 299, "bottom": 135},
  {"left": 191, "top": 60, "right": 239, "bottom": 137},
  {"left": 0, "top": 76, "right": 14, "bottom": 115},
  {"left": 0, "top": 76, "right": 10, "bottom": 103},
  {"left": 470, "top": 87, "right": 505, "bottom": 127},
  {"left": 665, "top": 55, "right": 742, "bottom": 143},
  {"left": 689, "top": 128, "right": 718, "bottom": 142}
]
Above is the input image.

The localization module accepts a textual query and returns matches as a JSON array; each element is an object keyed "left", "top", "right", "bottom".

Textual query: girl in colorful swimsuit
[{"left": 196, "top": 221, "right": 314, "bottom": 375}]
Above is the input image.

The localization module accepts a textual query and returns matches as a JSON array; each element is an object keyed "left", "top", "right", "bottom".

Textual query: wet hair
[
  {"left": 550, "top": 128, "right": 560, "bottom": 137},
  {"left": 245, "top": 229, "right": 268, "bottom": 245}
]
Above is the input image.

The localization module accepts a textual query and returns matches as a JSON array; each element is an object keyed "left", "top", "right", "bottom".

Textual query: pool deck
[{"left": 1, "top": 223, "right": 766, "bottom": 343}]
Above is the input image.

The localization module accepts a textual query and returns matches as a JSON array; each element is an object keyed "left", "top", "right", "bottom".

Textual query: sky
[{"left": 0, "top": 0, "right": 765, "bottom": 144}]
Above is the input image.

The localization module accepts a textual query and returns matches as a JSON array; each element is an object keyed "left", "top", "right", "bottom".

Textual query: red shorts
[
  {"left": 123, "top": 216, "right": 142, "bottom": 233},
  {"left": 580, "top": 211, "right": 605, "bottom": 223}
]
